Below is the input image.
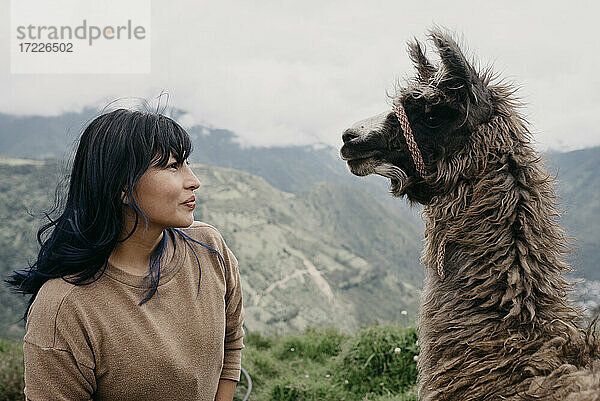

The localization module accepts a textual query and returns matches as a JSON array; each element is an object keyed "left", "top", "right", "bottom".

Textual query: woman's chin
[
  {"left": 177, "top": 214, "right": 195, "bottom": 228},
  {"left": 162, "top": 213, "right": 195, "bottom": 229}
]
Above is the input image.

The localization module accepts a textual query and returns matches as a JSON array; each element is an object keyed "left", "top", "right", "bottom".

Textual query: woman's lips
[
  {"left": 182, "top": 200, "right": 196, "bottom": 209},
  {"left": 182, "top": 194, "right": 196, "bottom": 209}
]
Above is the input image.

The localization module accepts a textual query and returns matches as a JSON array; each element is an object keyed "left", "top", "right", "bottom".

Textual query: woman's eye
[{"left": 167, "top": 159, "right": 189, "bottom": 169}]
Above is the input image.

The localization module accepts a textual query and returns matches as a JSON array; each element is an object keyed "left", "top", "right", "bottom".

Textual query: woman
[{"left": 7, "top": 109, "right": 244, "bottom": 401}]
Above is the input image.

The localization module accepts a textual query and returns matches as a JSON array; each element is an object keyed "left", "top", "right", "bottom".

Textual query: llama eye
[{"left": 424, "top": 113, "right": 443, "bottom": 129}]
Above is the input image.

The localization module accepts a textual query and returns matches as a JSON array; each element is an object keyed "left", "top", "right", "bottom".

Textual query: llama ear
[
  {"left": 407, "top": 38, "right": 437, "bottom": 82},
  {"left": 429, "top": 29, "right": 482, "bottom": 102}
]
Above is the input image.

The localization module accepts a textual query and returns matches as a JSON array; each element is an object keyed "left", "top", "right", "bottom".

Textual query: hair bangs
[{"left": 150, "top": 115, "right": 192, "bottom": 167}]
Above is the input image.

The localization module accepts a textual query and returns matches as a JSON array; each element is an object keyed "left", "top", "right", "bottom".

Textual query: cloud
[{"left": 1, "top": 0, "right": 599, "bottom": 150}]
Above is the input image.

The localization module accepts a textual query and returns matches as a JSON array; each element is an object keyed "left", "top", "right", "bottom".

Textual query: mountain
[
  {"left": 0, "top": 109, "right": 351, "bottom": 194},
  {"left": 0, "top": 109, "right": 422, "bottom": 225},
  {"left": 545, "top": 148, "right": 600, "bottom": 281},
  {"left": 0, "top": 109, "right": 98, "bottom": 159},
  {"left": 0, "top": 159, "right": 422, "bottom": 339},
  {"left": 1, "top": 109, "right": 594, "bottom": 276},
  {"left": 1, "top": 108, "right": 598, "bottom": 339}
]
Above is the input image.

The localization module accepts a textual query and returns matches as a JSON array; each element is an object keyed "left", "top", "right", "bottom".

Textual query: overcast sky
[{"left": 1, "top": 0, "right": 599, "bottom": 150}]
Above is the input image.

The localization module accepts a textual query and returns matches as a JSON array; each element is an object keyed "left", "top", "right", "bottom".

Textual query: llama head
[{"left": 340, "top": 28, "right": 497, "bottom": 204}]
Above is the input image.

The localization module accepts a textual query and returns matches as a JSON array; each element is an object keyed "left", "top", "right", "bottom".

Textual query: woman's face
[{"left": 128, "top": 154, "right": 200, "bottom": 230}]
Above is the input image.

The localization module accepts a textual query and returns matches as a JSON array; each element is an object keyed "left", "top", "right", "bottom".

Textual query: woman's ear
[{"left": 122, "top": 189, "right": 130, "bottom": 205}]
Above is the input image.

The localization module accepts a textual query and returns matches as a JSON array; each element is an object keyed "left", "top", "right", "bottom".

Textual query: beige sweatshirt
[{"left": 23, "top": 222, "right": 244, "bottom": 401}]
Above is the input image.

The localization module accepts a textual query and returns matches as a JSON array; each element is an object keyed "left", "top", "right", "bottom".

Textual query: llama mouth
[
  {"left": 346, "top": 156, "right": 380, "bottom": 176},
  {"left": 347, "top": 156, "right": 376, "bottom": 165},
  {"left": 339, "top": 147, "right": 381, "bottom": 162}
]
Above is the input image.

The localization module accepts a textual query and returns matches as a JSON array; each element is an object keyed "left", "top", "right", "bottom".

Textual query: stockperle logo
[
  {"left": 11, "top": 0, "right": 151, "bottom": 74},
  {"left": 15, "top": 20, "right": 147, "bottom": 46}
]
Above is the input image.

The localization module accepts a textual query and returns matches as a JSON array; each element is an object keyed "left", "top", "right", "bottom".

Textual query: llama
[{"left": 340, "top": 29, "right": 600, "bottom": 400}]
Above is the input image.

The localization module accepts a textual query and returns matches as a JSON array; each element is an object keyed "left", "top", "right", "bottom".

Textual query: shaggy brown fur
[{"left": 340, "top": 28, "right": 600, "bottom": 400}]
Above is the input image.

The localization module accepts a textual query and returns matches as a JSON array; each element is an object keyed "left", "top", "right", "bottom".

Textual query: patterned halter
[
  {"left": 392, "top": 104, "right": 426, "bottom": 178},
  {"left": 393, "top": 104, "right": 446, "bottom": 279}
]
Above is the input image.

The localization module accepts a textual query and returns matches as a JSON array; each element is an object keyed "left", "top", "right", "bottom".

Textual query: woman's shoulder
[
  {"left": 24, "top": 277, "right": 97, "bottom": 368},
  {"left": 183, "top": 220, "right": 220, "bottom": 233},
  {"left": 30, "top": 277, "right": 79, "bottom": 316},
  {"left": 24, "top": 278, "right": 81, "bottom": 347},
  {"left": 179, "top": 221, "right": 226, "bottom": 244}
]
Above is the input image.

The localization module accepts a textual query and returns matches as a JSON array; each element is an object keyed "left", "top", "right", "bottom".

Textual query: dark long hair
[{"left": 6, "top": 108, "right": 217, "bottom": 322}]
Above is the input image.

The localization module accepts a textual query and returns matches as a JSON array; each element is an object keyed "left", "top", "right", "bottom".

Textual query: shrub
[
  {"left": 269, "top": 381, "right": 304, "bottom": 401},
  {"left": 362, "top": 386, "right": 418, "bottom": 401},
  {"left": 336, "top": 325, "right": 418, "bottom": 398},
  {"left": 268, "top": 378, "right": 345, "bottom": 401},
  {"left": 244, "top": 350, "right": 280, "bottom": 387},
  {"left": 276, "top": 327, "right": 347, "bottom": 363},
  {"left": 245, "top": 331, "right": 273, "bottom": 351}
]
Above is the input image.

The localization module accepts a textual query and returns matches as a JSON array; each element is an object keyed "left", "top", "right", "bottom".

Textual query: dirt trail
[
  {"left": 302, "top": 258, "right": 334, "bottom": 301},
  {"left": 254, "top": 248, "right": 335, "bottom": 304}
]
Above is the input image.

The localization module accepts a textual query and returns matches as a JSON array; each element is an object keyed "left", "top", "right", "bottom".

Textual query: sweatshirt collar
[{"left": 104, "top": 233, "right": 186, "bottom": 288}]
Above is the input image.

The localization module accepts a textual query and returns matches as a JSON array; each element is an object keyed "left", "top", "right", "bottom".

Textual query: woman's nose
[{"left": 186, "top": 166, "right": 201, "bottom": 190}]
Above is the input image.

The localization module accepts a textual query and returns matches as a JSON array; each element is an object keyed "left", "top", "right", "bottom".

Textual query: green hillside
[
  {"left": 0, "top": 159, "right": 422, "bottom": 340},
  {"left": 0, "top": 110, "right": 97, "bottom": 159}
]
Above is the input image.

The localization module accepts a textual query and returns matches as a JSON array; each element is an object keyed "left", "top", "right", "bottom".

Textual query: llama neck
[
  {"left": 421, "top": 149, "right": 576, "bottom": 324},
  {"left": 417, "top": 145, "right": 582, "bottom": 399}
]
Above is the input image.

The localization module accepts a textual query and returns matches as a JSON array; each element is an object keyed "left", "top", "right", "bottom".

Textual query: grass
[
  {"left": 0, "top": 339, "right": 24, "bottom": 401},
  {"left": 234, "top": 324, "right": 418, "bottom": 401},
  {"left": 0, "top": 325, "right": 419, "bottom": 401},
  {"left": 338, "top": 325, "right": 418, "bottom": 398}
]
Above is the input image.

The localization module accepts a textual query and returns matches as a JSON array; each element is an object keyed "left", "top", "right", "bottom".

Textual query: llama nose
[{"left": 342, "top": 129, "right": 360, "bottom": 144}]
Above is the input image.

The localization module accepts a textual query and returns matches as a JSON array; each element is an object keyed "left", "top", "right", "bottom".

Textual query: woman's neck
[{"left": 108, "top": 219, "right": 172, "bottom": 276}]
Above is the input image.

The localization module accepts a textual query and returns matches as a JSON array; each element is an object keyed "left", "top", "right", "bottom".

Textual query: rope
[
  {"left": 392, "top": 105, "right": 427, "bottom": 177},
  {"left": 393, "top": 104, "right": 446, "bottom": 280},
  {"left": 436, "top": 236, "right": 446, "bottom": 280},
  {"left": 240, "top": 366, "right": 253, "bottom": 401}
]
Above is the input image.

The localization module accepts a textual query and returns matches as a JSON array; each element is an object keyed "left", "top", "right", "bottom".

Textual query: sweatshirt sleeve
[
  {"left": 23, "top": 284, "right": 97, "bottom": 400},
  {"left": 24, "top": 343, "right": 95, "bottom": 401},
  {"left": 220, "top": 241, "right": 245, "bottom": 382}
]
